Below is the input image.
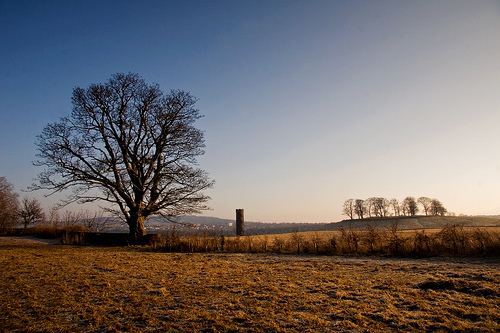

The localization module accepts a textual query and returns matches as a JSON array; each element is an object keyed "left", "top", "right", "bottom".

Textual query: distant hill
[
  {"left": 149, "top": 215, "right": 233, "bottom": 227},
  {"left": 329, "top": 215, "right": 500, "bottom": 230},
  {"left": 102, "top": 214, "right": 500, "bottom": 234},
  {"left": 146, "top": 215, "right": 330, "bottom": 235}
]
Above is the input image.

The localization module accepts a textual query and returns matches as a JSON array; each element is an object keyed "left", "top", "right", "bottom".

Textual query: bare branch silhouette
[{"left": 32, "top": 73, "right": 214, "bottom": 241}]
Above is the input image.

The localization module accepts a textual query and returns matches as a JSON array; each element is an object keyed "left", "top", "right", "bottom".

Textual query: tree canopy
[{"left": 33, "top": 73, "right": 214, "bottom": 240}]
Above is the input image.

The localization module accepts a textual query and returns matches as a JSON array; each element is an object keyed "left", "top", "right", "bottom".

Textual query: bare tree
[
  {"left": 60, "top": 210, "right": 83, "bottom": 227},
  {"left": 372, "top": 197, "right": 390, "bottom": 217},
  {"left": 383, "top": 198, "right": 390, "bottom": 216},
  {"left": 381, "top": 198, "right": 390, "bottom": 217},
  {"left": 354, "top": 199, "right": 365, "bottom": 219},
  {"left": 402, "top": 197, "right": 418, "bottom": 216},
  {"left": 53, "top": 209, "right": 109, "bottom": 231},
  {"left": 19, "top": 197, "right": 44, "bottom": 228},
  {"left": 342, "top": 199, "right": 355, "bottom": 219},
  {"left": 430, "top": 199, "right": 447, "bottom": 216},
  {"left": 364, "top": 198, "right": 375, "bottom": 218},
  {"left": 32, "top": 73, "right": 214, "bottom": 241},
  {"left": 389, "top": 198, "right": 400, "bottom": 216},
  {"left": 417, "top": 197, "right": 432, "bottom": 216},
  {"left": 0, "top": 177, "right": 19, "bottom": 231},
  {"left": 46, "top": 205, "right": 61, "bottom": 227},
  {"left": 82, "top": 211, "right": 111, "bottom": 232}
]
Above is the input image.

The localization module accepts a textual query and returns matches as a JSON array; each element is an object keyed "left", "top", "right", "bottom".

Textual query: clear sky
[{"left": 1, "top": 0, "right": 499, "bottom": 222}]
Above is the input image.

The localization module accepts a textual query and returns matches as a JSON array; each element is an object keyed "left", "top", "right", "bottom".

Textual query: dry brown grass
[
  {"left": 250, "top": 226, "right": 500, "bottom": 240},
  {"left": 150, "top": 225, "right": 500, "bottom": 257},
  {"left": 1, "top": 237, "right": 499, "bottom": 332}
]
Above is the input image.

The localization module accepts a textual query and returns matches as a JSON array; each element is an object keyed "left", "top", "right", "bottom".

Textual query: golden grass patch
[{"left": 1, "top": 237, "right": 499, "bottom": 332}]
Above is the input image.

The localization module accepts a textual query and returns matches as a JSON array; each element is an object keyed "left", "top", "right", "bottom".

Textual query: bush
[{"left": 411, "top": 230, "right": 433, "bottom": 257}]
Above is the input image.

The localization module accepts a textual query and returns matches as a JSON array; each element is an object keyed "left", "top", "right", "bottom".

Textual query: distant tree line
[
  {"left": 342, "top": 197, "right": 447, "bottom": 220},
  {"left": 0, "top": 176, "right": 109, "bottom": 233}
]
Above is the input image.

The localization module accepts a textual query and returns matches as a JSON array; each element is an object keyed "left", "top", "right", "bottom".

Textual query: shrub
[
  {"left": 272, "top": 237, "right": 285, "bottom": 253},
  {"left": 411, "top": 230, "right": 433, "bottom": 257},
  {"left": 362, "top": 225, "right": 382, "bottom": 254},
  {"left": 339, "top": 228, "right": 360, "bottom": 254},
  {"left": 386, "top": 222, "right": 407, "bottom": 256}
]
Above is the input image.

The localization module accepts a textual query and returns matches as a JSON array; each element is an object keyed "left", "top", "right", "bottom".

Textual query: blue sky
[{"left": 1, "top": 0, "right": 499, "bottom": 222}]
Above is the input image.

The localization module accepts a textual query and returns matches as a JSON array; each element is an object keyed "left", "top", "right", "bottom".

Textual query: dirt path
[{"left": 0, "top": 235, "right": 62, "bottom": 246}]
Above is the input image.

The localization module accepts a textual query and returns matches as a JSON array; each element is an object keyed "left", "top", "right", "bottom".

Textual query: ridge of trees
[{"left": 343, "top": 196, "right": 447, "bottom": 220}]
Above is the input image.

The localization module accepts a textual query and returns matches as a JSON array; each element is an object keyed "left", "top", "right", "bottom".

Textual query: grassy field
[
  {"left": 239, "top": 226, "right": 500, "bottom": 242},
  {"left": 1, "top": 237, "right": 499, "bottom": 332},
  {"left": 150, "top": 225, "right": 500, "bottom": 257}
]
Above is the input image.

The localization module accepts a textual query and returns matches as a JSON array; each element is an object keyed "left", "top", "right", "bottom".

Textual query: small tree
[
  {"left": 364, "top": 198, "right": 375, "bottom": 218},
  {"left": 430, "top": 199, "right": 447, "bottom": 216},
  {"left": 354, "top": 199, "right": 365, "bottom": 219},
  {"left": 46, "top": 206, "right": 60, "bottom": 227},
  {"left": 372, "top": 197, "right": 389, "bottom": 217},
  {"left": 417, "top": 197, "right": 432, "bottom": 216},
  {"left": 389, "top": 198, "right": 400, "bottom": 216},
  {"left": 342, "top": 199, "right": 355, "bottom": 219},
  {"left": 364, "top": 224, "right": 380, "bottom": 254},
  {"left": 402, "top": 197, "right": 418, "bottom": 216},
  {"left": 19, "top": 197, "right": 44, "bottom": 228},
  {"left": 387, "top": 221, "right": 405, "bottom": 255},
  {"left": 0, "top": 177, "right": 19, "bottom": 231}
]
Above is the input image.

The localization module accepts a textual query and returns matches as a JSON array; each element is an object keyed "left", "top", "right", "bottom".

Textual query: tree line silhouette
[{"left": 342, "top": 196, "right": 447, "bottom": 220}]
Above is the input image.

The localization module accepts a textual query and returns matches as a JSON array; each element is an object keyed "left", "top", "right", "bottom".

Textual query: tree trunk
[{"left": 128, "top": 213, "right": 146, "bottom": 243}]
